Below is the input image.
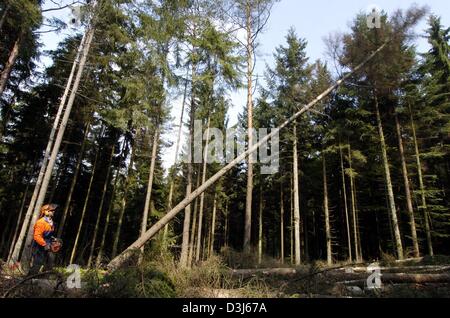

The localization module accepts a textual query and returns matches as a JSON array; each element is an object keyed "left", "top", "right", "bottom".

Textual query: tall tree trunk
[
  {"left": 111, "top": 143, "right": 135, "bottom": 259},
  {"left": 0, "top": 31, "right": 22, "bottom": 98},
  {"left": 9, "top": 30, "right": 90, "bottom": 265},
  {"left": 188, "top": 173, "right": 200, "bottom": 265},
  {"left": 322, "top": 153, "right": 332, "bottom": 266},
  {"left": 7, "top": 181, "right": 31, "bottom": 262},
  {"left": 258, "top": 184, "right": 263, "bottom": 264},
  {"left": 374, "top": 93, "right": 404, "bottom": 260},
  {"left": 339, "top": 143, "right": 352, "bottom": 261},
  {"left": 21, "top": 24, "right": 96, "bottom": 266},
  {"left": 209, "top": 193, "right": 217, "bottom": 257},
  {"left": 243, "top": 0, "right": 254, "bottom": 253},
  {"left": 292, "top": 123, "right": 301, "bottom": 265},
  {"left": 180, "top": 59, "right": 198, "bottom": 268},
  {"left": 96, "top": 167, "right": 121, "bottom": 267},
  {"left": 164, "top": 77, "right": 188, "bottom": 242},
  {"left": 70, "top": 145, "right": 99, "bottom": 264},
  {"left": 408, "top": 104, "right": 433, "bottom": 256},
  {"left": 348, "top": 144, "right": 362, "bottom": 262},
  {"left": 0, "top": 3, "right": 11, "bottom": 32},
  {"left": 140, "top": 127, "right": 160, "bottom": 258},
  {"left": 195, "top": 116, "right": 211, "bottom": 261},
  {"left": 87, "top": 143, "right": 115, "bottom": 267},
  {"left": 395, "top": 113, "right": 420, "bottom": 258},
  {"left": 57, "top": 123, "right": 90, "bottom": 237},
  {"left": 290, "top": 176, "right": 294, "bottom": 265},
  {"left": 280, "top": 187, "right": 284, "bottom": 265},
  {"left": 224, "top": 200, "right": 229, "bottom": 248}
]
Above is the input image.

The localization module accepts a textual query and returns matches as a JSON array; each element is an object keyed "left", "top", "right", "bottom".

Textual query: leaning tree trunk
[
  {"left": 87, "top": 143, "right": 115, "bottom": 267},
  {"left": 57, "top": 123, "right": 90, "bottom": 237},
  {"left": 322, "top": 153, "right": 332, "bottom": 266},
  {"left": 0, "top": 31, "right": 22, "bottom": 98},
  {"left": 292, "top": 122, "right": 301, "bottom": 265},
  {"left": 195, "top": 116, "right": 211, "bottom": 261},
  {"left": 408, "top": 104, "right": 433, "bottom": 256},
  {"left": 339, "top": 143, "right": 352, "bottom": 261},
  {"left": 243, "top": 1, "right": 254, "bottom": 253},
  {"left": 106, "top": 42, "right": 389, "bottom": 271},
  {"left": 374, "top": 93, "right": 404, "bottom": 260},
  {"left": 69, "top": 145, "right": 99, "bottom": 264},
  {"left": 9, "top": 30, "right": 89, "bottom": 265},
  {"left": 395, "top": 112, "right": 420, "bottom": 258},
  {"left": 21, "top": 25, "right": 96, "bottom": 266}
]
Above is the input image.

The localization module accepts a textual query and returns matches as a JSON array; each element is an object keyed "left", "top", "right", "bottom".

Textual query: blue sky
[{"left": 38, "top": 0, "right": 450, "bottom": 170}]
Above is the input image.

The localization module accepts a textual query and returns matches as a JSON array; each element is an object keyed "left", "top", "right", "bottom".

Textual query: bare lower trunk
[
  {"left": 243, "top": 1, "right": 254, "bottom": 253},
  {"left": 70, "top": 146, "right": 99, "bottom": 264},
  {"left": 395, "top": 113, "right": 420, "bottom": 258},
  {"left": 21, "top": 24, "right": 96, "bottom": 266},
  {"left": 408, "top": 104, "right": 433, "bottom": 256},
  {"left": 348, "top": 144, "right": 361, "bottom": 262},
  {"left": 112, "top": 137, "right": 136, "bottom": 258},
  {"left": 209, "top": 193, "right": 217, "bottom": 257},
  {"left": 258, "top": 184, "right": 263, "bottom": 264},
  {"left": 339, "top": 143, "right": 352, "bottom": 261},
  {"left": 87, "top": 143, "right": 115, "bottom": 267},
  {"left": 188, "top": 173, "right": 200, "bottom": 265},
  {"left": 290, "top": 176, "right": 294, "bottom": 265},
  {"left": 195, "top": 116, "right": 211, "bottom": 261},
  {"left": 293, "top": 123, "right": 301, "bottom": 265},
  {"left": 97, "top": 167, "right": 121, "bottom": 267},
  {"left": 106, "top": 42, "right": 388, "bottom": 271},
  {"left": 57, "top": 123, "right": 90, "bottom": 237},
  {"left": 374, "top": 93, "right": 403, "bottom": 260},
  {"left": 140, "top": 127, "right": 160, "bottom": 258},
  {"left": 323, "top": 153, "right": 332, "bottom": 266}
]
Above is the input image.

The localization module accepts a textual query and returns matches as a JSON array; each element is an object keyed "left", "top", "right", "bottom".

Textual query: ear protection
[{"left": 40, "top": 204, "right": 58, "bottom": 217}]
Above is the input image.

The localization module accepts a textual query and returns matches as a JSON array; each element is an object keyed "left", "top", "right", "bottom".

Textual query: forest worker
[{"left": 28, "top": 204, "right": 58, "bottom": 275}]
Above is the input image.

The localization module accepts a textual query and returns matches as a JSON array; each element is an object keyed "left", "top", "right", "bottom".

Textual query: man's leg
[{"left": 28, "top": 246, "right": 45, "bottom": 276}]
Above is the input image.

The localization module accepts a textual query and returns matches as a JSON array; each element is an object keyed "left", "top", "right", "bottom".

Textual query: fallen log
[
  {"left": 338, "top": 265, "right": 450, "bottom": 273},
  {"left": 231, "top": 268, "right": 298, "bottom": 278}
]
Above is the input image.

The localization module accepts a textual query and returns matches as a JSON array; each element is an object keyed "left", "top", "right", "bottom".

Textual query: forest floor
[{"left": 1, "top": 254, "right": 450, "bottom": 298}]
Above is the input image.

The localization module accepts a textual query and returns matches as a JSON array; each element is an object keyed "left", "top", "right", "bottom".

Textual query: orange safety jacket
[{"left": 33, "top": 217, "right": 54, "bottom": 247}]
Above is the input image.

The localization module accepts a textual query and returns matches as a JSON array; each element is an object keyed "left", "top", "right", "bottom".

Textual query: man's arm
[{"left": 33, "top": 221, "right": 47, "bottom": 247}]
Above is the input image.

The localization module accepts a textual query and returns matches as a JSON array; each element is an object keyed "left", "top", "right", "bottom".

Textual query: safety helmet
[{"left": 40, "top": 203, "right": 58, "bottom": 217}]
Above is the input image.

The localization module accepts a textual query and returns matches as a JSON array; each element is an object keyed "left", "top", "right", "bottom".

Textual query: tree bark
[
  {"left": 57, "top": 122, "right": 91, "bottom": 237},
  {"left": 140, "top": 127, "right": 160, "bottom": 257},
  {"left": 69, "top": 144, "right": 99, "bottom": 264},
  {"left": 258, "top": 184, "right": 263, "bottom": 264},
  {"left": 374, "top": 93, "right": 404, "bottom": 260},
  {"left": 87, "top": 143, "right": 115, "bottom": 267},
  {"left": 195, "top": 116, "right": 211, "bottom": 261},
  {"left": 243, "top": 0, "right": 254, "bottom": 253},
  {"left": 348, "top": 144, "right": 362, "bottom": 262},
  {"left": 292, "top": 123, "right": 301, "bottom": 265},
  {"left": 339, "top": 143, "right": 352, "bottom": 261},
  {"left": 408, "top": 104, "right": 433, "bottom": 256},
  {"left": 322, "top": 153, "right": 332, "bottom": 266},
  {"left": 21, "top": 24, "right": 96, "bottom": 266},
  {"left": 280, "top": 187, "right": 284, "bottom": 265},
  {"left": 209, "top": 192, "right": 217, "bottom": 257},
  {"left": 106, "top": 42, "right": 389, "bottom": 271},
  {"left": 188, "top": 173, "right": 200, "bottom": 265},
  {"left": 395, "top": 113, "right": 420, "bottom": 258}
]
